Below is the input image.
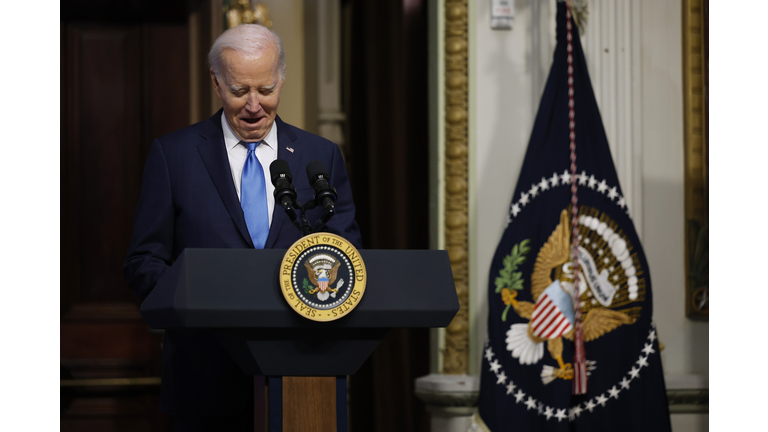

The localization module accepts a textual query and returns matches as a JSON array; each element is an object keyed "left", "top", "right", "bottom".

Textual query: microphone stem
[{"left": 300, "top": 212, "right": 312, "bottom": 236}]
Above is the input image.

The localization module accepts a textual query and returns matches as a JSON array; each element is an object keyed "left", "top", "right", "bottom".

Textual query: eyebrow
[
  {"left": 227, "top": 83, "right": 277, "bottom": 93},
  {"left": 228, "top": 84, "right": 248, "bottom": 93}
]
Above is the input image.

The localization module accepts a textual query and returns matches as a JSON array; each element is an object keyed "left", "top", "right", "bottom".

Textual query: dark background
[{"left": 60, "top": 0, "right": 430, "bottom": 430}]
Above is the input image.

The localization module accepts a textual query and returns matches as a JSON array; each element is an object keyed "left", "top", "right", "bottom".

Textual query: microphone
[
  {"left": 306, "top": 160, "right": 337, "bottom": 214},
  {"left": 269, "top": 159, "right": 297, "bottom": 211}
]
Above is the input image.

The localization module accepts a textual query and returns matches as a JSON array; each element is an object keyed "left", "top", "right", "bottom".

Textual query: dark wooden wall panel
[
  {"left": 77, "top": 27, "right": 143, "bottom": 304},
  {"left": 61, "top": 322, "right": 158, "bottom": 360},
  {"left": 147, "top": 26, "right": 191, "bottom": 144},
  {"left": 62, "top": 22, "right": 190, "bottom": 313},
  {"left": 61, "top": 6, "right": 189, "bottom": 428}
]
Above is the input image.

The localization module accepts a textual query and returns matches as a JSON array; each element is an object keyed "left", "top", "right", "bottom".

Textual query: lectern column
[{"left": 268, "top": 376, "right": 348, "bottom": 432}]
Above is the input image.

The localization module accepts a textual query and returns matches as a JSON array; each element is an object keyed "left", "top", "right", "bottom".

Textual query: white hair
[{"left": 208, "top": 24, "right": 286, "bottom": 81}]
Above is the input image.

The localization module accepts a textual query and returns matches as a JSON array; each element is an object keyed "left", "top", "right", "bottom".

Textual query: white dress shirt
[{"left": 221, "top": 113, "right": 278, "bottom": 227}]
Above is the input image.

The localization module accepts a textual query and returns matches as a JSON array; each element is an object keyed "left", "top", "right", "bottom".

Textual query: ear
[{"left": 210, "top": 69, "right": 222, "bottom": 99}]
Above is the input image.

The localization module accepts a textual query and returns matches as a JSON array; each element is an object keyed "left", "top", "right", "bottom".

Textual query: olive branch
[
  {"left": 495, "top": 239, "right": 531, "bottom": 321},
  {"left": 302, "top": 278, "right": 312, "bottom": 294}
]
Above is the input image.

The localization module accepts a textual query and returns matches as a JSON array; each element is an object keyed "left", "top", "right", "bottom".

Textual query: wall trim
[{"left": 443, "top": 0, "right": 470, "bottom": 375}]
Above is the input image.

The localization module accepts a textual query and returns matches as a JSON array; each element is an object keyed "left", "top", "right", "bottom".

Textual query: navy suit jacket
[{"left": 123, "top": 111, "right": 362, "bottom": 417}]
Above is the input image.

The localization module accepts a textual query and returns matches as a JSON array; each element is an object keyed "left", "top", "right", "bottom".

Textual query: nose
[{"left": 245, "top": 91, "right": 261, "bottom": 113}]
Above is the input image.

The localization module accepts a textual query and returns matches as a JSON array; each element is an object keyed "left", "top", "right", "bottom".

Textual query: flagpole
[{"left": 566, "top": 0, "right": 588, "bottom": 396}]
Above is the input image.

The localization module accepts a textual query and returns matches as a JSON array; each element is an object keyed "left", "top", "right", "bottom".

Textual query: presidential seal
[
  {"left": 279, "top": 233, "right": 366, "bottom": 322},
  {"left": 500, "top": 207, "right": 644, "bottom": 384}
]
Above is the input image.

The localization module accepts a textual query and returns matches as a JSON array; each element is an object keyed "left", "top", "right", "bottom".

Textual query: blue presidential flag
[{"left": 475, "top": 2, "right": 671, "bottom": 431}]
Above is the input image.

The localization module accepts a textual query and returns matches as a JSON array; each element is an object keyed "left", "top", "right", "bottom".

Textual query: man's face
[{"left": 211, "top": 47, "right": 283, "bottom": 142}]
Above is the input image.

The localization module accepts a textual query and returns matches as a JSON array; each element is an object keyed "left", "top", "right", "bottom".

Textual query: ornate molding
[
  {"left": 224, "top": 0, "right": 273, "bottom": 29},
  {"left": 682, "top": 0, "right": 708, "bottom": 319},
  {"left": 61, "top": 377, "right": 162, "bottom": 387},
  {"left": 443, "top": 0, "right": 469, "bottom": 375},
  {"left": 667, "top": 389, "right": 709, "bottom": 413}
]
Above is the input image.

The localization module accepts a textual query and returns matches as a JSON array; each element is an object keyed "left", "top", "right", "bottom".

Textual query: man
[{"left": 123, "top": 24, "right": 361, "bottom": 430}]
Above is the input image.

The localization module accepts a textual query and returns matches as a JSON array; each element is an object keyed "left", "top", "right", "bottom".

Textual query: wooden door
[{"left": 61, "top": 2, "right": 190, "bottom": 430}]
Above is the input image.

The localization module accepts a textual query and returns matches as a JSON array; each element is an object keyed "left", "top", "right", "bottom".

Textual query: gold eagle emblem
[
  {"left": 304, "top": 254, "right": 342, "bottom": 301},
  {"left": 502, "top": 208, "right": 641, "bottom": 383}
]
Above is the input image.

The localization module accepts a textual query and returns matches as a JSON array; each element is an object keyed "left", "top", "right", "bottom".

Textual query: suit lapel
[
  {"left": 265, "top": 116, "right": 301, "bottom": 248},
  {"left": 196, "top": 111, "right": 255, "bottom": 248}
]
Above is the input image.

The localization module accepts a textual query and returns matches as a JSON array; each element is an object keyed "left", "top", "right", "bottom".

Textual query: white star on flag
[
  {"left": 617, "top": 196, "right": 626, "bottom": 208},
  {"left": 496, "top": 371, "right": 507, "bottom": 385},
  {"left": 514, "top": 389, "right": 526, "bottom": 403},
  {"left": 511, "top": 203, "right": 521, "bottom": 217},
  {"left": 620, "top": 377, "right": 631, "bottom": 389},
  {"left": 505, "top": 381, "right": 516, "bottom": 394},
  {"left": 642, "top": 343, "right": 655, "bottom": 355},
  {"left": 529, "top": 183, "right": 540, "bottom": 197},
  {"left": 597, "top": 179, "right": 608, "bottom": 193},
  {"left": 539, "top": 177, "right": 550, "bottom": 191},
  {"left": 560, "top": 170, "right": 571, "bottom": 184},
  {"left": 555, "top": 408, "right": 567, "bottom": 421},
  {"left": 637, "top": 356, "right": 649, "bottom": 368},
  {"left": 584, "top": 399, "right": 597, "bottom": 412},
  {"left": 578, "top": 171, "right": 588, "bottom": 185},
  {"left": 608, "top": 386, "right": 620, "bottom": 399},
  {"left": 596, "top": 393, "right": 608, "bottom": 407},
  {"left": 550, "top": 172, "right": 560, "bottom": 187},
  {"left": 525, "top": 397, "right": 537, "bottom": 410},
  {"left": 629, "top": 366, "right": 641, "bottom": 379},
  {"left": 544, "top": 406, "right": 555, "bottom": 419},
  {"left": 607, "top": 186, "right": 619, "bottom": 200},
  {"left": 520, "top": 191, "right": 530, "bottom": 206},
  {"left": 588, "top": 175, "right": 598, "bottom": 189},
  {"left": 571, "top": 405, "right": 583, "bottom": 418},
  {"left": 648, "top": 330, "right": 657, "bottom": 342},
  {"left": 489, "top": 359, "right": 501, "bottom": 373},
  {"left": 484, "top": 347, "right": 494, "bottom": 361}
]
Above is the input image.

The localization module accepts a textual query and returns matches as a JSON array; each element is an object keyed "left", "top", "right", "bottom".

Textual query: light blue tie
[{"left": 241, "top": 142, "right": 269, "bottom": 248}]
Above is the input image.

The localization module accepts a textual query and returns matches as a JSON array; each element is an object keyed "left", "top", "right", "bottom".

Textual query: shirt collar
[{"left": 221, "top": 113, "right": 278, "bottom": 151}]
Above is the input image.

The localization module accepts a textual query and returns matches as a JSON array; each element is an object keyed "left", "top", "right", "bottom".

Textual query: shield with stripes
[
  {"left": 318, "top": 277, "right": 329, "bottom": 292},
  {"left": 531, "top": 280, "right": 574, "bottom": 340}
]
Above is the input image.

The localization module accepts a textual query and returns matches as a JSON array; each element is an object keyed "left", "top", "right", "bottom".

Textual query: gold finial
[
  {"left": 564, "top": 0, "right": 589, "bottom": 35},
  {"left": 224, "top": 0, "right": 273, "bottom": 30}
]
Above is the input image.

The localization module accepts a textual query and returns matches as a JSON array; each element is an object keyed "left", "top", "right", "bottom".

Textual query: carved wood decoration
[
  {"left": 223, "top": 0, "right": 273, "bottom": 29},
  {"left": 682, "top": 0, "right": 708, "bottom": 319},
  {"left": 443, "top": 0, "right": 469, "bottom": 375}
]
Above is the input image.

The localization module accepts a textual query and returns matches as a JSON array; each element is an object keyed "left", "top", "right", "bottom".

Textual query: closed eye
[
  {"left": 259, "top": 84, "right": 277, "bottom": 95},
  {"left": 227, "top": 85, "right": 249, "bottom": 97}
]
